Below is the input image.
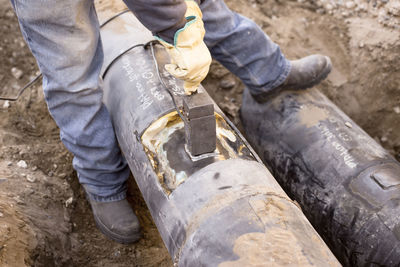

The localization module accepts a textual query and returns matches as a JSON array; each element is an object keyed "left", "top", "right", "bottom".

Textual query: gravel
[
  {"left": 11, "top": 66, "right": 23, "bottom": 79},
  {"left": 26, "top": 175, "right": 36, "bottom": 183},
  {"left": 220, "top": 77, "right": 236, "bottom": 90},
  {"left": 304, "top": 0, "right": 399, "bottom": 29},
  {"left": 17, "top": 160, "right": 28, "bottom": 168},
  {"left": 2, "top": 100, "right": 10, "bottom": 109}
]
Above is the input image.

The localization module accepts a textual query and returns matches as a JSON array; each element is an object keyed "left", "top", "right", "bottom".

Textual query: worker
[{"left": 10, "top": 0, "right": 331, "bottom": 244}]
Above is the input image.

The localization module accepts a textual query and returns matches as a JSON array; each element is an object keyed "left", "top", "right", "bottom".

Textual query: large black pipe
[
  {"left": 100, "top": 13, "right": 340, "bottom": 266},
  {"left": 241, "top": 88, "right": 400, "bottom": 266}
]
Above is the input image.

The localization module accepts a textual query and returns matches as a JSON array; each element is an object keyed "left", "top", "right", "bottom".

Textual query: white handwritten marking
[{"left": 319, "top": 124, "right": 357, "bottom": 168}]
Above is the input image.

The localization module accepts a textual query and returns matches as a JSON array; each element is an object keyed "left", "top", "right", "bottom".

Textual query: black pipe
[
  {"left": 100, "top": 13, "right": 340, "bottom": 266},
  {"left": 241, "top": 88, "right": 400, "bottom": 266}
]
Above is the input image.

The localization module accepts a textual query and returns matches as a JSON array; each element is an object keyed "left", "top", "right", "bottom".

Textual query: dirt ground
[{"left": 0, "top": 0, "right": 399, "bottom": 266}]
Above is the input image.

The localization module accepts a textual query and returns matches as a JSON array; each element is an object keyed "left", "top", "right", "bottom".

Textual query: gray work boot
[
  {"left": 88, "top": 198, "right": 142, "bottom": 244},
  {"left": 254, "top": 55, "right": 332, "bottom": 102}
]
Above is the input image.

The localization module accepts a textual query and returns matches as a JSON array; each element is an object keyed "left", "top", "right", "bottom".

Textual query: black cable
[
  {"left": 148, "top": 41, "right": 186, "bottom": 122},
  {"left": 0, "top": 9, "right": 130, "bottom": 101},
  {"left": 101, "top": 44, "right": 144, "bottom": 79},
  {"left": 0, "top": 73, "right": 42, "bottom": 101},
  {"left": 99, "top": 9, "right": 130, "bottom": 28}
]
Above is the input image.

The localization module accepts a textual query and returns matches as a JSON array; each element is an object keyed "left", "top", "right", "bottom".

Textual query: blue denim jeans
[
  {"left": 10, "top": 0, "right": 289, "bottom": 202},
  {"left": 202, "top": 0, "right": 291, "bottom": 95}
]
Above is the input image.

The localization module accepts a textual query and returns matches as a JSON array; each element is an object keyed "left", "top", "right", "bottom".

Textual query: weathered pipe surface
[
  {"left": 241, "top": 88, "right": 400, "bottom": 266},
  {"left": 100, "top": 13, "right": 340, "bottom": 266}
]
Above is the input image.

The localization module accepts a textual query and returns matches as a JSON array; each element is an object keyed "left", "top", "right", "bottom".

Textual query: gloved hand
[{"left": 156, "top": 0, "right": 212, "bottom": 95}]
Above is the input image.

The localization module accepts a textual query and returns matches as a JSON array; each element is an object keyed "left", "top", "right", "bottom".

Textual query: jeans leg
[
  {"left": 11, "top": 0, "right": 129, "bottom": 202},
  {"left": 200, "top": 0, "right": 291, "bottom": 96}
]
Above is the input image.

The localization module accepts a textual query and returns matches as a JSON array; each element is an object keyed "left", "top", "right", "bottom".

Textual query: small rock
[
  {"left": 3, "top": 101, "right": 10, "bottom": 109},
  {"left": 11, "top": 67, "right": 23, "bottom": 79},
  {"left": 0, "top": 211, "right": 3, "bottom": 217},
  {"left": 26, "top": 175, "right": 36, "bottom": 183},
  {"left": 7, "top": 162, "right": 12, "bottom": 166},
  {"left": 32, "top": 166, "right": 38, "bottom": 171},
  {"left": 219, "top": 78, "right": 236, "bottom": 90},
  {"left": 113, "top": 250, "right": 121, "bottom": 257},
  {"left": 381, "top": 136, "right": 388, "bottom": 142},
  {"left": 341, "top": 11, "right": 349, "bottom": 17},
  {"left": 345, "top": 122, "right": 353, "bottom": 128},
  {"left": 5, "top": 10, "right": 14, "bottom": 18},
  {"left": 345, "top": 1, "right": 355, "bottom": 9},
  {"left": 209, "top": 64, "right": 229, "bottom": 78},
  {"left": 48, "top": 171, "right": 54, "bottom": 177},
  {"left": 17, "top": 160, "right": 28, "bottom": 169},
  {"left": 394, "top": 106, "right": 400, "bottom": 114},
  {"left": 358, "top": 3, "right": 368, "bottom": 11},
  {"left": 65, "top": 197, "right": 73, "bottom": 208},
  {"left": 359, "top": 42, "right": 365, "bottom": 48},
  {"left": 387, "top": 2, "right": 400, "bottom": 16}
]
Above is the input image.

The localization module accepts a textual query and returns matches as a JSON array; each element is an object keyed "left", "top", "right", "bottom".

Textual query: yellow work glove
[{"left": 155, "top": 0, "right": 212, "bottom": 95}]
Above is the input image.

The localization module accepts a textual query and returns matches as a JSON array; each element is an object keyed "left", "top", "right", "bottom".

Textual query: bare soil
[{"left": 0, "top": 0, "right": 399, "bottom": 266}]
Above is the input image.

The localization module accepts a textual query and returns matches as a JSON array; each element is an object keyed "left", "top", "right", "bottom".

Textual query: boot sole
[
  {"left": 253, "top": 56, "right": 332, "bottom": 102},
  {"left": 93, "top": 214, "right": 142, "bottom": 244}
]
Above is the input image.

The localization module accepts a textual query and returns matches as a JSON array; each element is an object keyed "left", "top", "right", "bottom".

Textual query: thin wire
[
  {"left": 102, "top": 44, "right": 144, "bottom": 79},
  {"left": 99, "top": 9, "right": 130, "bottom": 28},
  {"left": 148, "top": 41, "right": 186, "bottom": 122},
  {"left": 0, "top": 9, "right": 130, "bottom": 101},
  {"left": 0, "top": 73, "right": 42, "bottom": 101}
]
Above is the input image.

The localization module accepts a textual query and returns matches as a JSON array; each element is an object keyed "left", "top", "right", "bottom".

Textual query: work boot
[
  {"left": 254, "top": 55, "right": 332, "bottom": 102},
  {"left": 88, "top": 198, "right": 142, "bottom": 244}
]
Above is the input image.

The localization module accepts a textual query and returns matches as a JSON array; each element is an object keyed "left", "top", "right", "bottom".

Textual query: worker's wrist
[
  {"left": 155, "top": 16, "right": 187, "bottom": 44},
  {"left": 155, "top": 0, "right": 203, "bottom": 45}
]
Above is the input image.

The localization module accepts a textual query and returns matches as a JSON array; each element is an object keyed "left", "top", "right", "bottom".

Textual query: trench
[{"left": 0, "top": 0, "right": 398, "bottom": 266}]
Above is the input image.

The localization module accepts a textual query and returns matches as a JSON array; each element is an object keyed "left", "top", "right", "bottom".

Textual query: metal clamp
[{"left": 182, "top": 92, "right": 216, "bottom": 157}]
